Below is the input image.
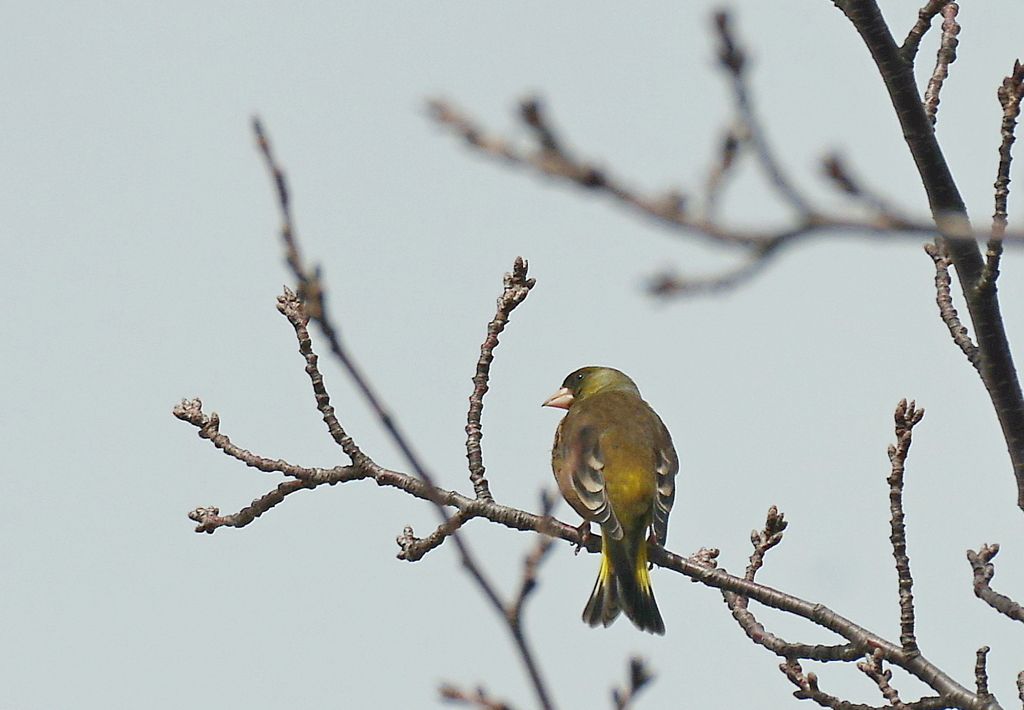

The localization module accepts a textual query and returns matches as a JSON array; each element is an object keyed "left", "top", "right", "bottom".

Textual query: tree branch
[
  {"left": 888, "top": 399, "right": 925, "bottom": 655},
  {"left": 782, "top": 657, "right": 950, "bottom": 710},
  {"left": 975, "top": 647, "right": 992, "bottom": 703},
  {"left": 985, "top": 60, "right": 1024, "bottom": 287},
  {"left": 833, "top": 0, "right": 1024, "bottom": 513},
  {"left": 179, "top": 388, "right": 1001, "bottom": 709},
  {"left": 924, "top": 243, "right": 981, "bottom": 370},
  {"left": 428, "top": 94, "right": 948, "bottom": 296},
  {"left": 858, "top": 648, "right": 910, "bottom": 710},
  {"left": 176, "top": 96, "right": 1019, "bottom": 710},
  {"left": 612, "top": 657, "right": 654, "bottom": 710},
  {"left": 713, "top": 9, "right": 814, "bottom": 217},
  {"left": 251, "top": 119, "right": 557, "bottom": 710},
  {"left": 922, "top": 2, "right": 960, "bottom": 126},
  {"left": 900, "top": 0, "right": 954, "bottom": 65},
  {"left": 722, "top": 507, "right": 864, "bottom": 662},
  {"left": 466, "top": 257, "right": 535, "bottom": 503},
  {"left": 967, "top": 543, "right": 1024, "bottom": 623}
]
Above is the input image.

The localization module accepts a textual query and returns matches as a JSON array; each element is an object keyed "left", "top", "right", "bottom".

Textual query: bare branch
[
  {"left": 745, "top": 505, "right": 788, "bottom": 581},
  {"left": 900, "top": 0, "right": 952, "bottom": 64},
  {"left": 612, "top": 657, "right": 654, "bottom": 710},
  {"left": 834, "top": 0, "right": 1024, "bottom": 513},
  {"left": 924, "top": 244, "right": 981, "bottom": 370},
  {"left": 250, "top": 120, "right": 556, "bottom": 710},
  {"left": 967, "top": 543, "right": 1024, "bottom": 623},
  {"left": 277, "top": 287, "right": 371, "bottom": 466},
  {"left": 922, "top": 3, "right": 960, "bottom": 126},
  {"left": 466, "top": 257, "right": 536, "bottom": 503},
  {"left": 253, "top": 117, "right": 434, "bottom": 489},
  {"left": 822, "top": 152, "right": 911, "bottom": 222},
  {"left": 985, "top": 60, "right": 1024, "bottom": 287},
  {"left": 179, "top": 375, "right": 1018, "bottom": 710},
  {"left": 431, "top": 96, "right": 1024, "bottom": 244},
  {"left": 888, "top": 399, "right": 925, "bottom": 655},
  {"left": 173, "top": 398, "right": 358, "bottom": 483},
  {"left": 181, "top": 376, "right": 998, "bottom": 709},
  {"left": 723, "top": 508, "right": 862, "bottom": 662},
  {"left": 187, "top": 481, "right": 317, "bottom": 534},
  {"left": 975, "top": 647, "right": 992, "bottom": 702},
  {"left": 782, "top": 658, "right": 949, "bottom": 710},
  {"left": 507, "top": 493, "right": 557, "bottom": 625},
  {"left": 432, "top": 94, "right": 1024, "bottom": 304},
  {"left": 713, "top": 10, "right": 814, "bottom": 217},
  {"left": 701, "top": 126, "right": 742, "bottom": 220},
  {"left": 647, "top": 246, "right": 780, "bottom": 298},
  {"left": 859, "top": 648, "right": 909, "bottom": 709},
  {"left": 175, "top": 398, "right": 502, "bottom": 535},
  {"left": 656, "top": 542, "right": 1003, "bottom": 709},
  {"left": 439, "top": 684, "right": 516, "bottom": 710}
]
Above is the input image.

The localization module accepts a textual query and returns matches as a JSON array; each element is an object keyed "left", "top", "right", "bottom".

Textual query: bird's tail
[{"left": 582, "top": 530, "right": 665, "bottom": 635}]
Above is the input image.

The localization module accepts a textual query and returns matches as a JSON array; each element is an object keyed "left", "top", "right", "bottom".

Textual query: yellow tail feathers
[{"left": 582, "top": 531, "right": 665, "bottom": 635}]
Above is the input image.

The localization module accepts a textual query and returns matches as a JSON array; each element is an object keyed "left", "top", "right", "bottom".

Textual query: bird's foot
[{"left": 573, "top": 522, "right": 593, "bottom": 555}]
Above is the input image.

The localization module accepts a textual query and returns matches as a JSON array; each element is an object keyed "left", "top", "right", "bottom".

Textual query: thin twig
[
  {"left": 858, "top": 648, "right": 909, "bottom": 709},
  {"left": 984, "top": 60, "right": 1024, "bottom": 288},
  {"left": 922, "top": 3, "right": 960, "bottom": 126},
  {"left": 781, "top": 658, "right": 948, "bottom": 710},
  {"left": 745, "top": 505, "right": 787, "bottom": 581},
  {"left": 187, "top": 480, "right": 318, "bottom": 534},
  {"left": 723, "top": 508, "right": 863, "bottom": 663},
  {"left": 251, "top": 119, "right": 555, "bottom": 710},
  {"left": 647, "top": 244, "right": 781, "bottom": 297},
  {"left": 822, "top": 152, "right": 909, "bottom": 222},
  {"left": 713, "top": 10, "right": 815, "bottom": 218},
  {"left": 967, "top": 543, "right": 1024, "bottom": 623},
  {"left": 466, "top": 257, "right": 536, "bottom": 502},
  {"left": 888, "top": 399, "right": 925, "bottom": 655},
  {"left": 173, "top": 398, "right": 358, "bottom": 483},
  {"left": 612, "top": 658, "right": 655, "bottom": 710},
  {"left": 508, "top": 535, "right": 555, "bottom": 625},
  {"left": 277, "top": 287, "right": 371, "bottom": 466},
  {"left": 507, "top": 492, "right": 557, "bottom": 625},
  {"left": 439, "top": 684, "right": 516, "bottom": 710},
  {"left": 701, "top": 125, "right": 743, "bottom": 221},
  {"left": 975, "top": 647, "right": 992, "bottom": 702},
  {"left": 924, "top": 243, "right": 981, "bottom": 371},
  {"left": 396, "top": 513, "right": 474, "bottom": 562},
  {"left": 900, "top": 0, "right": 952, "bottom": 64}
]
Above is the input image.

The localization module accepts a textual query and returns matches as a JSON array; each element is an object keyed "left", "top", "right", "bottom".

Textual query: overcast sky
[{"left": 4, "top": 1, "right": 1024, "bottom": 708}]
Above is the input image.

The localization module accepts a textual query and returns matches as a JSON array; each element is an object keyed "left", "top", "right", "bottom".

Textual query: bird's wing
[
  {"left": 651, "top": 433, "right": 678, "bottom": 546},
  {"left": 569, "top": 423, "right": 624, "bottom": 541}
]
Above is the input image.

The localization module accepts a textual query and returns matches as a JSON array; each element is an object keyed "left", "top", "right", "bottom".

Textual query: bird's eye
[{"left": 575, "top": 372, "right": 584, "bottom": 381}]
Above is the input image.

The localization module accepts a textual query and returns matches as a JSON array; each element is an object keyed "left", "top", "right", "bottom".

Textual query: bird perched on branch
[{"left": 543, "top": 366, "right": 678, "bottom": 635}]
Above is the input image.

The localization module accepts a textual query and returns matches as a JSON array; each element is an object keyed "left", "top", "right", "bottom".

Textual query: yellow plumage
[{"left": 544, "top": 366, "right": 677, "bottom": 634}]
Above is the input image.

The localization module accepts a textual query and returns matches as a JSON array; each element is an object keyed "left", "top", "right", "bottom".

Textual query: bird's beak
[{"left": 542, "top": 386, "right": 574, "bottom": 409}]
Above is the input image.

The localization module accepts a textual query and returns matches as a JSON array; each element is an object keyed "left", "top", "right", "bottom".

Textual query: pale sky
[{"left": 4, "top": 2, "right": 1024, "bottom": 708}]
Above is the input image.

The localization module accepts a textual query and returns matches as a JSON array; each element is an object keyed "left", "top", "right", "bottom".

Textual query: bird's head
[{"left": 542, "top": 366, "right": 640, "bottom": 409}]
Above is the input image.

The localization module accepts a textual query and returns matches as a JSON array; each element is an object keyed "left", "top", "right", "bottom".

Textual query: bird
[{"left": 543, "top": 366, "right": 678, "bottom": 635}]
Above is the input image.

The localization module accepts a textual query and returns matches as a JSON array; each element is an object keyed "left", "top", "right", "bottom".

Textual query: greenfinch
[{"left": 543, "top": 366, "right": 677, "bottom": 635}]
